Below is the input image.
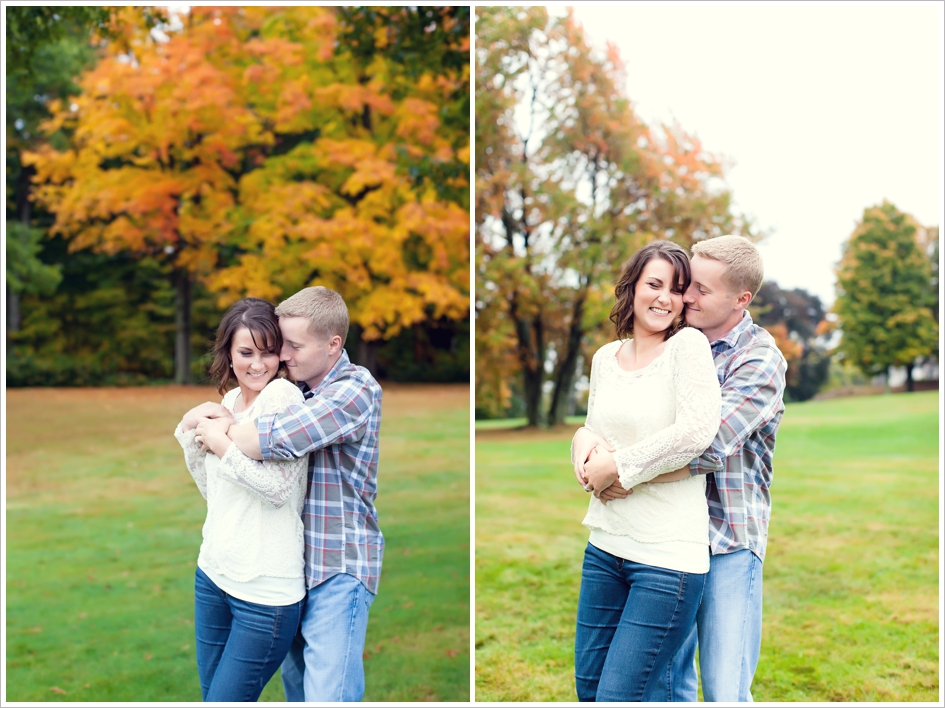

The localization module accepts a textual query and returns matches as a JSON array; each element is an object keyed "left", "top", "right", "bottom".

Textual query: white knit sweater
[
  {"left": 581, "top": 327, "right": 722, "bottom": 557},
  {"left": 175, "top": 378, "right": 308, "bottom": 601}
]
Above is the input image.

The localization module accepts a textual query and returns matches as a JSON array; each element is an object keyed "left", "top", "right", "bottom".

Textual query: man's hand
[
  {"left": 228, "top": 419, "right": 263, "bottom": 461},
  {"left": 181, "top": 402, "right": 232, "bottom": 432},
  {"left": 573, "top": 427, "right": 613, "bottom": 488},
  {"left": 584, "top": 445, "right": 618, "bottom": 500},
  {"left": 195, "top": 416, "right": 234, "bottom": 458},
  {"left": 650, "top": 464, "right": 691, "bottom": 483}
]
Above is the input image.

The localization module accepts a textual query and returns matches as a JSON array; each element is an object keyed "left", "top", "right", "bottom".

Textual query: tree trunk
[
  {"left": 548, "top": 294, "right": 586, "bottom": 426},
  {"left": 511, "top": 298, "right": 544, "bottom": 428},
  {"left": 357, "top": 337, "right": 379, "bottom": 378},
  {"left": 7, "top": 284, "right": 21, "bottom": 333},
  {"left": 174, "top": 268, "right": 192, "bottom": 384},
  {"left": 905, "top": 361, "right": 915, "bottom": 392}
]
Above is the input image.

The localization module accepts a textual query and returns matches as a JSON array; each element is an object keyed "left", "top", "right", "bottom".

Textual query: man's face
[
  {"left": 683, "top": 254, "right": 747, "bottom": 342},
  {"left": 278, "top": 316, "right": 341, "bottom": 389}
]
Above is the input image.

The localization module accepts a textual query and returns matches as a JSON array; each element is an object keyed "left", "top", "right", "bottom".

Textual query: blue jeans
[
  {"left": 193, "top": 566, "right": 303, "bottom": 702},
  {"left": 280, "top": 573, "right": 376, "bottom": 702},
  {"left": 574, "top": 543, "right": 706, "bottom": 702},
  {"left": 656, "top": 549, "right": 764, "bottom": 702}
]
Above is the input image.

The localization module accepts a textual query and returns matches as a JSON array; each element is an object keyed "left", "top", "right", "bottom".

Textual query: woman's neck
[
  {"left": 632, "top": 328, "right": 665, "bottom": 356},
  {"left": 238, "top": 388, "right": 260, "bottom": 412}
]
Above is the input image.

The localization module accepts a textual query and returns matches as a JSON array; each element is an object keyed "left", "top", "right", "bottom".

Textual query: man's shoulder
[
  {"left": 724, "top": 324, "right": 787, "bottom": 373},
  {"left": 327, "top": 360, "right": 383, "bottom": 399}
]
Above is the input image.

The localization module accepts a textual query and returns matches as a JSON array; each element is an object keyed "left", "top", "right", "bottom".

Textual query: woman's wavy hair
[
  {"left": 609, "top": 240, "right": 692, "bottom": 341},
  {"left": 208, "top": 298, "right": 287, "bottom": 396}
]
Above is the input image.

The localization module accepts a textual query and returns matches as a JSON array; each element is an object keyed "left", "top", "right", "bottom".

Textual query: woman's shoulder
[
  {"left": 221, "top": 387, "right": 240, "bottom": 409},
  {"left": 593, "top": 339, "right": 623, "bottom": 360},
  {"left": 260, "top": 376, "right": 305, "bottom": 403},
  {"left": 669, "top": 326, "right": 711, "bottom": 350}
]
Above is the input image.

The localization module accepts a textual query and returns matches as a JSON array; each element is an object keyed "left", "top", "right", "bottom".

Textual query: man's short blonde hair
[
  {"left": 276, "top": 286, "right": 350, "bottom": 345},
  {"left": 692, "top": 235, "right": 764, "bottom": 298}
]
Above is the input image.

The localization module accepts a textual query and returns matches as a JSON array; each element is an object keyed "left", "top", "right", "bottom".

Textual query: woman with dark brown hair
[
  {"left": 174, "top": 298, "right": 307, "bottom": 702},
  {"left": 569, "top": 241, "right": 722, "bottom": 702}
]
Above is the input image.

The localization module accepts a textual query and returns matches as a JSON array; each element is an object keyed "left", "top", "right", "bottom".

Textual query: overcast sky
[{"left": 569, "top": 2, "right": 943, "bottom": 306}]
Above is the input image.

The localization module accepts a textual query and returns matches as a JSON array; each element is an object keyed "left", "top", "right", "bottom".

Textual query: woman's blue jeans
[
  {"left": 574, "top": 543, "right": 706, "bottom": 702},
  {"left": 194, "top": 566, "right": 303, "bottom": 702}
]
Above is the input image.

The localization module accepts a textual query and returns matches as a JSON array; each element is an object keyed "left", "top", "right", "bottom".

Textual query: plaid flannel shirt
[
  {"left": 690, "top": 311, "right": 787, "bottom": 562},
  {"left": 256, "top": 350, "right": 384, "bottom": 595}
]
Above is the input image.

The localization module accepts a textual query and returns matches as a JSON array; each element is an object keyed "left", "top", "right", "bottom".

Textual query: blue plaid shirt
[
  {"left": 690, "top": 311, "right": 786, "bottom": 562},
  {"left": 256, "top": 350, "right": 384, "bottom": 594}
]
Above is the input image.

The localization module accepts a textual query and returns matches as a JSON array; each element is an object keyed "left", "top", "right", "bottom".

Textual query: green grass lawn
[
  {"left": 5, "top": 383, "right": 470, "bottom": 702},
  {"left": 475, "top": 391, "right": 940, "bottom": 702}
]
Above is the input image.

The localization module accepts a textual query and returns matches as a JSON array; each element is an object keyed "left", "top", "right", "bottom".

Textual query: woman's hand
[
  {"left": 583, "top": 446, "right": 619, "bottom": 499},
  {"left": 573, "top": 427, "right": 613, "bottom": 488},
  {"left": 194, "top": 416, "right": 234, "bottom": 458},
  {"left": 181, "top": 402, "right": 231, "bottom": 432}
]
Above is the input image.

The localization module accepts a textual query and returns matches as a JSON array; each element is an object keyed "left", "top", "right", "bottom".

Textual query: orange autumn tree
[
  {"left": 26, "top": 7, "right": 268, "bottom": 382},
  {"left": 206, "top": 6, "right": 469, "bottom": 369},
  {"left": 27, "top": 6, "right": 469, "bottom": 381}
]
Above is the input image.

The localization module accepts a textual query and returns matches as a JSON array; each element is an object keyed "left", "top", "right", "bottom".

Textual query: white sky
[{"left": 569, "top": 1, "right": 944, "bottom": 306}]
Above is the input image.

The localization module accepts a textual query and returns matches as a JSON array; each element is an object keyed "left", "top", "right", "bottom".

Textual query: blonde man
[
  {"left": 670, "top": 235, "right": 786, "bottom": 702},
  {"left": 194, "top": 286, "right": 383, "bottom": 702},
  {"left": 573, "top": 235, "right": 786, "bottom": 702}
]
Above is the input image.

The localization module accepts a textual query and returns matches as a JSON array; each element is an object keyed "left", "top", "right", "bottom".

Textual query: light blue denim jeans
[
  {"left": 280, "top": 573, "right": 375, "bottom": 702},
  {"left": 649, "top": 548, "right": 764, "bottom": 702},
  {"left": 574, "top": 543, "right": 705, "bottom": 702}
]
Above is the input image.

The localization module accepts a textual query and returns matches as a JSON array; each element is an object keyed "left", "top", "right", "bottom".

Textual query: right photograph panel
[{"left": 474, "top": 4, "right": 942, "bottom": 703}]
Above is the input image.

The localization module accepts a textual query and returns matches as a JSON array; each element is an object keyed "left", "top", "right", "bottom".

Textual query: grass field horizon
[
  {"left": 475, "top": 390, "right": 940, "bottom": 702},
  {"left": 5, "top": 383, "right": 470, "bottom": 702}
]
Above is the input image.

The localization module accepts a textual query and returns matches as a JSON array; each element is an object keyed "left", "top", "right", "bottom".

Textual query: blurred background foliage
[{"left": 7, "top": 5, "right": 470, "bottom": 387}]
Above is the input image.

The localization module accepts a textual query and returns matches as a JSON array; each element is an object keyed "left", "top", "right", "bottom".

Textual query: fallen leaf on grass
[
  {"left": 445, "top": 649, "right": 460, "bottom": 658},
  {"left": 29, "top": 627, "right": 43, "bottom": 633},
  {"left": 403, "top": 602, "right": 414, "bottom": 609},
  {"left": 144, "top": 653, "right": 153, "bottom": 661},
  {"left": 180, "top": 644, "right": 190, "bottom": 651},
  {"left": 49, "top": 687, "right": 67, "bottom": 695}
]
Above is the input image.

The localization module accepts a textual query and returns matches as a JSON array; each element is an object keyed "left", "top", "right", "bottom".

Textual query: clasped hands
[
  {"left": 182, "top": 402, "right": 236, "bottom": 458},
  {"left": 572, "top": 428, "right": 630, "bottom": 505},
  {"left": 572, "top": 427, "right": 692, "bottom": 504}
]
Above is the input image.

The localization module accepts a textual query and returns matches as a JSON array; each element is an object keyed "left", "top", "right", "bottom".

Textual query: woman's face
[
  {"left": 229, "top": 326, "right": 280, "bottom": 395},
  {"left": 631, "top": 257, "right": 685, "bottom": 337}
]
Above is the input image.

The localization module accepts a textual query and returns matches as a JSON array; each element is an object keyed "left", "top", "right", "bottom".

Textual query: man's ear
[
  {"left": 329, "top": 334, "right": 343, "bottom": 353},
  {"left": 736, "top": 290, "right": 753, "bottom": 310}
]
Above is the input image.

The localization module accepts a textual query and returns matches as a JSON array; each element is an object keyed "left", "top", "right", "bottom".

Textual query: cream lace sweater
[
  {"left": 582, "top": 327, "right": 722, "bottom": 556},
  {"left": 175, "top": 378, "right": 308, "bottom": 599}
]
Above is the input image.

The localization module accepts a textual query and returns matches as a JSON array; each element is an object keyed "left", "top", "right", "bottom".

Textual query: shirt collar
[
  {"left": 711, "top": 310, "right": 753, "bottom": 348},
  {"left": 299, "top": 348, "right": 351, "bottom": 397}
]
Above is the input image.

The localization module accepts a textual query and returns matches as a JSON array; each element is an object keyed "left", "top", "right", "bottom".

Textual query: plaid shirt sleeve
[
  {"left": 255, "top": 370, "right": 377, "bottom": 460},
  {"left": 690, "top": 342, "right": 786, "bottom": 475}
]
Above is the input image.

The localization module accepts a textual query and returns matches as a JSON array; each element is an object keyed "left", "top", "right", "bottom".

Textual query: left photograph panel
[{"left": 5, "top": 5, "right": 470, "bottom": 703}]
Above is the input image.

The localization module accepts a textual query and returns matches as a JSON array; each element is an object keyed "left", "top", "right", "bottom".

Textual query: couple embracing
[
  {"left": 174, "top": 286, "right": 382, "bottom": 702},
  {"left": 572, "top": 235, "right": 787, "bottom": 702}
]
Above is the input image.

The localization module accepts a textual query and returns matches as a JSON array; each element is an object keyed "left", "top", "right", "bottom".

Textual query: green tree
[
  {"left": 5, "top": 8, "right": 103, "bottom": 346},
  {"left": 752, "top": 282, "right": 830, "bottom": 401},
  {"left": 833, "top": 201, "right": 939, "bottom": 391}
]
